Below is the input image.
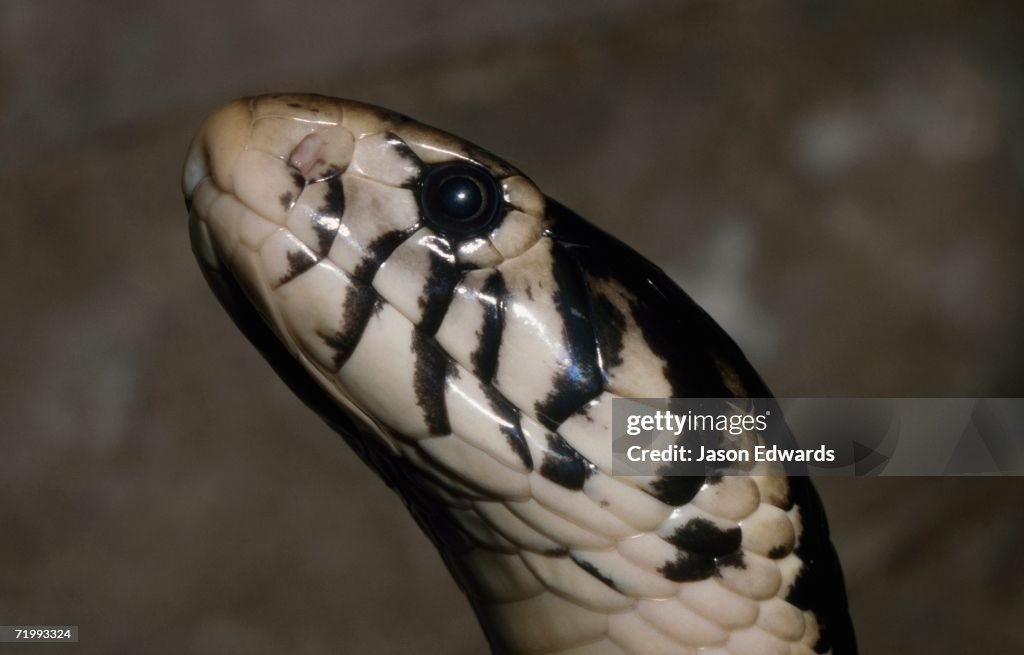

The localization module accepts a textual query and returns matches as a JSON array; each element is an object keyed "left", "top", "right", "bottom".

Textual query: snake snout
[{"left": 182, "top": 98, "right": 252, "bottom": 201}]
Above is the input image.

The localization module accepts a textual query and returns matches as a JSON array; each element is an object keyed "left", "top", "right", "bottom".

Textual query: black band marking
[
  {"left": 382, "top": 131, "right": 423, "bottom": 189},
  {"left": 277, "top": 246, "right": 319, "bottom": 286},
  {"left": 647, "top": 475, "right": 705, "bottom": 507},
  {"left": 412, "top": 330, "right": 456, "bottom": 436},
  {"left": 417, "top": 240, "right": 460, "bottom": 336},
  {"left": 312, "top": 176, "right": 345, "bottom": 255},
  {"left": 533, "top": 242, "right": 602, "bottom": 430},
  {"left": 539, "top": 432, "right": 593, "bottom": 490},
  {"left": 659, "top": 551, "right": 717, "bottom": 583},
  {"left": 278, "top": 171, "right": 306, "bottom": 211},
  {"left": 320, "top": 283, "right": 380, "bottom": 370},
  {"left": 480, "top": 383, "right": 532, "bottom": 471},
  {"left": 350, "top": 227, "right": 419, "bottom": 284},
  {"left": 470, "top": 271, "right": 506, "bottom": 384},
  {"left": 665, "top": 518, "right": 742, "bottom": 558}
]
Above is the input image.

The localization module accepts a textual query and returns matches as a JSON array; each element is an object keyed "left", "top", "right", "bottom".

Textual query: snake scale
[{"left": 183, "top": 94, "right": 856, "bottom": 654}]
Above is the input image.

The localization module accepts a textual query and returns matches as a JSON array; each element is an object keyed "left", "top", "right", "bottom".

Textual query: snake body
[{"left": 183, "top": 94, "right": 856, "bottom": 654}]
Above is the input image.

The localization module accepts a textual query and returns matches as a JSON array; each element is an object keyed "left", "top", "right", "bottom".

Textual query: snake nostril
[{"left": 288, "top": 132, "right": 327, "bottom": 179}]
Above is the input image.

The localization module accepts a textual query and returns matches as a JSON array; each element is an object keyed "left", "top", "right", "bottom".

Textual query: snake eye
[{"left": 419, "top": 162, "right": 503, "bottom": 237}]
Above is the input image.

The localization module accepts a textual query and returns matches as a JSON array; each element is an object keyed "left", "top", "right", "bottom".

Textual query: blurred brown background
[{"left": 2, "top": 1, "right": 1022, "bottom": 653}]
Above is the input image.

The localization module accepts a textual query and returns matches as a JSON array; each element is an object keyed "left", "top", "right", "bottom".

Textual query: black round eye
[
  {"left": 437, "top": 176, "right": 484, "bottom": 220},
  {"left": 419, "top": 162, "right": 502, "bottom": 237}
]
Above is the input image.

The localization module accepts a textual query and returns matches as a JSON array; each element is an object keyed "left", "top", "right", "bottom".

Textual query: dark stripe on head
[
  {"left": 412, "top": 330, "right": 456, "bottom": 436},
  {"left": 320, "top": 283, "right": 380, "bottom": 369},
  {"left": 626, "top": 291, "right": 712, "bottom": 397},
  {"left": 279, "top": 171, "right": 306, "bottom": 211},
  {"left": 659, "top": 551, "right": 717, "bottom": 583},
  {"left": 534, "top": 242, "right": 602, "bottom": 429},
  {"left": 539, "top": 432, "right": 592, "bottom": 490},
  {"left": 382, "top": 131, "right": 423, "bottom": 189},
  {"left": 277, "top": 247, "right": 319, "bottom": 286},
  {"left": 549, "top": 205, "right": 758, "bottom": 400},
  {"left": 387, "top": 131, "right": 420, "bottom": 159},
  {"left": 417, "top": 241, "right": 460, "bottom": 336},
  {"left": 312, "top": 176, "right": 345, "bottom": 255},
  {"left": 470, "top": 271, "right": 506, "bottom": 384},
  {"left": 350, "top": 227, "right": 419, "bottom": 284},
  {"left": 571, "top": 556, "right": 617, "bottom": 590},
  {"left": 481, "top": 383, "right": 532, "bottom": 470},
  {"left": 665, "top": 518, "right": 742, "bottom": 557}
]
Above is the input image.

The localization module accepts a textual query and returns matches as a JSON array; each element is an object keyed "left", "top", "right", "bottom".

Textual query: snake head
[
  {"left": 185, "top": 94, "right": 856, "bottom": 655},
  {"left": 183, "top": 92, "right": 763, "bottom": 484}
]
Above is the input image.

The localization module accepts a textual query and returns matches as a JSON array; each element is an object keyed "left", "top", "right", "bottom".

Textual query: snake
[{"left": 182, "top": 94, "right": 856, "bottom": 654}]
